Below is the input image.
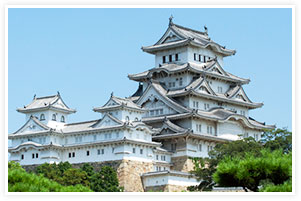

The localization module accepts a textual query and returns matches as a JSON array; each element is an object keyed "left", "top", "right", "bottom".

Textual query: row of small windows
[
  {"left": 20, "top": 153, "right": 38, "bottom": 160},
  {"left": 162, "top": 54, "right": 179, "bottom": 63},
  {"left": 194, "top": 53, "right": 211, "bottom": 63},
  {"left": 39, "top": 113, "right": 65, "bottom": 122},
  {"left": 155, "top": 166, "right": 167, "bottom": 171},
  {"left": 132, "top": 148, "right": 144, "bottom": 154},
  {"left": 195, "top": 124, "right": 214, "bottom": 135},
  {"left": 156, "top": 155, "right": 166, "bottom": 161},
  {"left": 192, "top": 101, "right": 210, "bottom": 110},
  {"left": 198, "top": 144, "right": 214, "bottom": 152},
  {"left": 149, "top": 109, "right": 163, "bottom": 116},
  {"left": 167, "top": 77, "right": 183, "bottom": 88}
]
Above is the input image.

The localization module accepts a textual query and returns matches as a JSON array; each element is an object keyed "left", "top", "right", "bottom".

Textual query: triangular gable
[
  {"left": 206, "top": 62, "right": 228, "bottom": 77},
  {"left": 195, "top": 79, "right": 216, "bottom": 95},
  {"left": 52, "top": 97, "right": 70, "bottom": 110},
  {"left": 91, "top": 113, "right": 123, "bottom": 128},
  {"left": 102, "top": 96, "right": 120, "bottom": 107},
  {"left": 136, "top": 83, "right": 186, "bottom": 114},
  {"left": 230, "top": 87, "right": 252, "bottom": 103},
  {"left": 14, "top": 116, "right": 49, "bottom": 134},
  {"left": 155, "top": 27, "right": 185, "bottom": 45}
]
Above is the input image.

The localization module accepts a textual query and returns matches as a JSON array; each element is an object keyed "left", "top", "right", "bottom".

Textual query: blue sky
[{"left": 8, "top": 8, "right": 292, "bottom": 133}]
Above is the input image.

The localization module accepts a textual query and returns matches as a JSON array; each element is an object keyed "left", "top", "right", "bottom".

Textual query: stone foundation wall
[
  {"left": 145, "top": 184, "right": 188, "bottom": 192},
  {"left": 22, "top": 159, "right": 153, "bottom": 192},
  {"left": 171, "top": 156, "right": 194, "bottom": 172}
]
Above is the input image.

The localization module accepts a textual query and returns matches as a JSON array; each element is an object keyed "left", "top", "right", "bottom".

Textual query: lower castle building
[{"left": 8, "top": 19, "right": 274, "bottom": 192}]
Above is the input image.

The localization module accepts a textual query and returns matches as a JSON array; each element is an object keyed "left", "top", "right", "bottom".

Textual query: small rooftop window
[
  {"left": 61, "top": 116, "right": 65, "bottom": 123},
  {"left": 52, "top": 114, "right": 56, "bottom": 121},
  {"left": 40, "top": 114, "right": 45, "bottom": 121}
]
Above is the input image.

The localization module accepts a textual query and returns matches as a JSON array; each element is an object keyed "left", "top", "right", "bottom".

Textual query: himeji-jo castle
[{"left": 8, "top": 18, "right": 274, "bottom": 192}]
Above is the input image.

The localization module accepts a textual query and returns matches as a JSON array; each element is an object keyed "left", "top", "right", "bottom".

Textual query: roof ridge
[
  {"left": 35, "top": 95, "right": 57, "bottom": 100},
  {"left": 172, "top": 23, "right": 207, "bottom": 36},
  {"left": 65, "top": 119, "right": 100, "bottom": 126}
]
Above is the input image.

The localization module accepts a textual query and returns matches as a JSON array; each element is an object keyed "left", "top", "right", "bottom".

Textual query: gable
[
  {"left": 207, "top": 63, "right": 228, "bottom": 77},
  {"left": 92, "top": 114, "right": 122, "bottom": 128},
  {"left": 52, "top": 98, "right": 68, "bottom": 109},
  {"left": 104, "top": 98, "right": 119, "bottom": 107},
  {"left": 137, "top": 86, "right": 178, "bottom": 115},
  {"left": 14, "top": 118, "right": 48, "bottom": 134},
  {"left": 231, "top": 87, "right": 252, "bottom": 103},
  {"left": 161, "top": 30, "right": 182, "bottom": 44},
  {"left": 195, "top": 79, "right": 215, "bottom": 95},
  {"left": 155, "top": 27, "right": 184, "bottom": 45}
]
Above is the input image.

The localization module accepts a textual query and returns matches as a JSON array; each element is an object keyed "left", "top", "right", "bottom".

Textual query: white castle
[{"left": 8, "top": 18, "right": 274, "bottom": 192}]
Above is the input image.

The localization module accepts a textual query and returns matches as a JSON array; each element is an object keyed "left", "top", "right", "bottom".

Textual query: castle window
[
  {"left": 52, "top": 114, "right": 56, "bottom": 121},
  {"left": 134, "top": 117, "right": 138, "bottom": 121},
  {"left": 40, "top": 114, "right": 45, "bottom": 121},
  {"left": 175, "top": 53, "right": 179, "bottom": 61},
  {"left": 218, "top": 87, "right": 223, "bottom": 93},
  {"left": 72, "top": 152, "right": 75, "bottom": 157},
  {"left": 97, "top": 149, "right": 101, "bottom": 155},
  {"left": 255, "top": 134, "right": 259, "bottom": 141},
  {"left": 61, "top": 116, "right": 65, "bottom": 123},
  {"left": 133, "top": 148, "right": 136, "bottom": 154},
  {"left": 140, "top": 149, "right": 143, "bottom": 154},
  {"left": 36, "top": 153, "right": 39, "bottom": 158},
  {"left": 87, "top": 150, "right": 90, "bottom": 156},
  {"left": 169, "top": 55, "right": 172, "bottom": 62},
  {"left": 93, "top": 135, "right": 97, "bottom": 141},
  {"left": 101, "top": 149, "right": 104, "bottom": 154},
  {"left": 32, "top": 153, "right": 35, "bottom": 159},
  {"left": 179, "top": 78, "right": 183, "bottom": 86},
  {"left": 163, "top": 56, "right": 166, "bottom": 63},
  {"left": 125, "top": 116, "right": 130, "bottom": 122},
  {"left": 194, "top": 53, "right": 197, "bottom": 60},
  {"left": 69, "top": 153, "right": 71, "bottom": 158},
  {"left": 198, "top": 144, "right": 202, "bottom": 151},
  {"left": 203, "top": 56, "right": 206, "bottom": 62},
  {"left": 21, "top": 154, "right": 24, "bottom": 160},
  {"left": 112, "top": 147, "right": 115, "bottom": 153},
  {"left": 199, "top": 54, "right": 201, "bottom": 61},
  {"left": 156, "top": 155, "right": 159, "bottom": 160}
]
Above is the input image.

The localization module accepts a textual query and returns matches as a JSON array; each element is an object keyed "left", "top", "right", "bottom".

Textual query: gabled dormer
[
  {"left": 16, "top": 92, "right": 76, "bottom": 129},
  {"left": 93, "top": 93, "right": 146, "bottom": 122}
]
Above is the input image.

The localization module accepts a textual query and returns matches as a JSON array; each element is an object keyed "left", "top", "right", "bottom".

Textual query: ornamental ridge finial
[
  {"left": 204, "top": 25, "right": 208, "bottom": 35},
  {"left": 33, "top": 94, "right": 36, "bottom": 100},
  {"left": 169, "top": 15, "right": 174, "bottom": 25},
  {"left": 111, "top": 92, "right": 114, "bottom": 97}
]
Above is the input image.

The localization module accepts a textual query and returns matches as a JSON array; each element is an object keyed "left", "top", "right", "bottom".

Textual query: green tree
[
  {"left": 213, "top": 149, "right": 292, "bottom": 192},
  {"left": 62, "top": 168, "right": 90, "bottom": 187},
  {"left": 80, "top": 163, "right": 95, "bottom": 179},
  {"left": 8, "top": 161, "right": 92, "bottom": 192},
  {"left": 90, "top": 166, "right": 123, "bottom": 192},
  {"left": 188, "top": 137, "right": 262, "bottom": 191},
  {"left": 261, "top": 128, "right": 292, "bottom": 153}
]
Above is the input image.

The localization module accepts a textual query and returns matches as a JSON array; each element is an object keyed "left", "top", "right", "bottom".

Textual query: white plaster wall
[
  {"left": 207, "top": 79, "right": 231, "bottom": 94},
  {"left": 143, "top": 174, "right": 199, "bottom": 187},
  {"left": 187, "top": 46, "right": 224, "bottom": 67},
  {"left": 155, "top": 47, "right": 188, "bottom": 67}
]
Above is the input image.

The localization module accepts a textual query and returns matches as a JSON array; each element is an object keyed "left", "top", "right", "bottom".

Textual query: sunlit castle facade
[{"left": 9, "top": 18, "right": 274, "bottom": 192}]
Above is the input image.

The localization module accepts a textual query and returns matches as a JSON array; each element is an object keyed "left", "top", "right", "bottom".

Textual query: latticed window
[
  {"left": 52, "top": 114, "right": 56, "bottom": 121},
  {"left": 61, "top": 116, "right": 65, "bottom": 123}
]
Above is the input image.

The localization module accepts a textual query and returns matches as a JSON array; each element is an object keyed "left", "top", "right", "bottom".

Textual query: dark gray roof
[
  {"left": 94, "top": 95, "right": 145, "bottom": 113},
  {"left": 142, "top": 22, "right": 236, "bottom": 56},
  {"left": 128, "top": 61, "right": 249, "bottom": 84},
  {"left": 143, "top": 108, "right": 275, "bottom": 130},
  {"left": 17, "top": 93, "right": 76, "bottom": 114}
]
